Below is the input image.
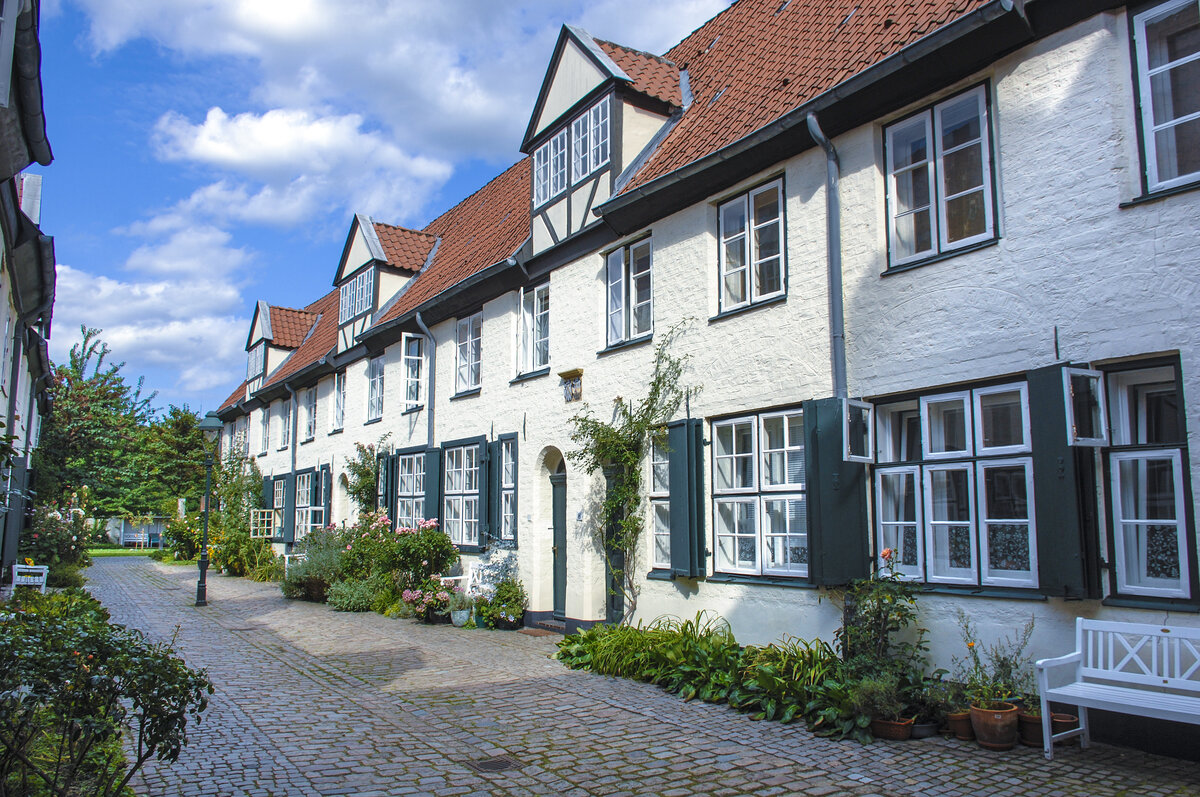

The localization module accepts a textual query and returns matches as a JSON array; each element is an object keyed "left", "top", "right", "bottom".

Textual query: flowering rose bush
[
  {"left": 19, "top": 494, "right": 91, "bottom": 579},
  {"left": 342, "top": 514, "right": 457, "bottom": 590}
]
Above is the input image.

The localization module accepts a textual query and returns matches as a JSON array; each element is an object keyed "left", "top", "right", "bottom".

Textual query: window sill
[
  {"left": 363, "top": 417, "right": 383, "bottom": 426},
  {"left": 918, "top": 584, "right": 1047, "bottom": 601},
  {"left": 708, "top": 294, "right": 786, "bottom": 324},
  {"left": 1102, "top": 595, "right": 1199, "bottom": 613},
  {"left": 646, "top": 568, "right": 687, "bottom": 581},
  {"left": 328, "top": 428, "right": 343, "bottom": 436},
  {"left": 1119, "top": 179, "right": 1200, "bottom": 208},
  {"left": 276, "top": 446, "right": 289, "bottom": 452},
  {"left": 511, "top": 367, "right": 551, "bottom": 385},
  {"left": 454, "top": 543, "right": 486, "bottom": 555},
  {"left": 299, "top": 438, "right": 314, "bottom": 446},
  {"left": 401, "top": 405, "right": 423, "bottom": 416},
  {"left": 707, "top": 572, "right": 815, "bottom": 589},
  {"left": 450, "top": 388, "right": 481, "bottom": 401},
  {"left": 881, "top": 238, "right": 999, "bottom": 277},
  {"left": 258, "top": 451, "right": 268, "bottom": 458},
  {"left": 597, "top": 334, "right": 653, "bottom": 357}
]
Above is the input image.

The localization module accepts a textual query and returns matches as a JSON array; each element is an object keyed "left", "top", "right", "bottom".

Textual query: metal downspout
[
  {"left": 806, "top": 113, "right": 847, "bottom": 400},
  {"left": 415, "top": 312, "right": 436, "bottom": 446},
  {"left": 285, "top": 384, "right": 298, "bottom": 546}
]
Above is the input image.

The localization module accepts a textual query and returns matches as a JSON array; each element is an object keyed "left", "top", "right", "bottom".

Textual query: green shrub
[
  {"left": 248, "top": 553, "right": 284, "bottom": 583},
  {"left": 0, "top": 590, "right": 212, "bottom": 796},
  {"left": 342, "top": 514, "right": 457, "bottom": 589},
  {"left": 148, "top": 548, "right": 171, "bottom": 562},
  {"left": 46, "top": 564, "right": 85, "bottom": 589},
  {"left": 162, "top": 514, "right": 202, "bottom": 561},
  {"left": 836, "top": 549, "right": 928, "bottom": 677},
  {"left": 327, "top": 579, "right": 376, "bottom": 612},
  {"left": 477, "top": 575, "right": 528, "bottom": 629},
  {"left": 730, "top": 636, "right": 838, "bottom": 723},
  {"left": 19, "top": 504, "right": 91, "bottom": 577}
]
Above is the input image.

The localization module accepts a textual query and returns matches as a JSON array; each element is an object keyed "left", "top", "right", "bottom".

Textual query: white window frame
[
  {"left": 971, "top": 382, "right": 1031, "bottom": 456},
  {"left": 843, "top": 399, "right": 875, "bottom": 463},
  {"left": 518, "top": 283, "right": 550, "bottom": 374},
  {"left": 278, "top": 399, "right": 291, "bottom": 449},
  {"left": 396, "top": 452, "right": 425, "bottom": 529},
  {"left": 295, "top": 472, "right": 313, "bottom": 541},
  {"left": 500, "top": 439, "right": 516, "bottom": 541},
  {"left": 367, "top": 356, "right": 385, "bottom": 421},
  {"left": 259, "top": 408, "right": 269, "bottom": 454},
  {"left": 922, "top": 462, "right": 977, "bottom": 585},
  {"left": 875, "top": 400, "right": 922, "bottom": 463},
  {"left": 303, "top": 387, "right": 317, "bottom": 441},
  {"left": 975, "top": 457, "right": 1039, "bottom": 588},
  {"left": 760, "top": 493, "right": 808, "bottom": 577},
  {"left": 605, "top": 239, "right": 654, "bottom": 346},
  {"left": 885, "top": 84, "right": 995, "bottom": 268},
  {"left": 712, "top": 417, "right": 757, "bottom": 494},
  {"left": 875, "top": 465, "right": 924, "bottom": 579},
  {"left": 273, "top": 478, "right": 285, "bottom": 510},
  {"left": 921, "top": 391, "right": 973, "bottom": 460},
  {"left": 759, "top": 410, "right": 805, "bottom": 491},
  {"left": 1133, "top": 0, "right": 1200, "bottom": 191},
  {"left": 339, "top": 268, "right": 375, "bottom": 324},
  {"left": 443, "top": 443, "right": 481, "bottom": 546},
  {"left": 714, "top": 496, "right": 760, "bottom": 575},
  {"left": 534, "top": 129, "right": 568, "bottom": 207},
  {"left": 402, "top": 333, "right": 425, "bottom": 410},
  {"left": 717, "top": 179, "right": 785, "bottom": 312},
  {"left": 1063, "top": 367, "right": 1109, "bottom": 447},
  {"left": 247, "top": 342, "right": 265, "bottom": 380},
  {"left": 571, "top": 96, "right": 610, "bottom": 183},
  {"left": 1110, "top": 448, "right": 1190, "bottom": 598},
  {"left": 650, "top": 436, "right": 670, "bottom": 569},
  {"left": 332, "top": 371, "right": 346, "bottom": 431},
  {"left": 456, "top": 312, "right": 482, "bottom": 393}
]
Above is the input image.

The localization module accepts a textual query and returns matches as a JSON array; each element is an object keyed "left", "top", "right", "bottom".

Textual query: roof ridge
[
  {"left": 374, "top": 220, "right": 438, "bottom": 240},
  {"left": 595, "top": 37, "right": 678, "bottom": 67}
]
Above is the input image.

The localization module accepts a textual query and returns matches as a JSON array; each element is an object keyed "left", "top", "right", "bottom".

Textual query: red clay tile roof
[
  {"left": 596, "top": 39, "right": 681, "bottom": 107},
  {"left": 262, "top": 290, "right": 339, "bottom": 388},
  {"left": 373, "top": 222, "right": 437, "bottom": 272},
  {"left": 376, "top": 158, "right": 531, "bottom": 325},
  {"left": 219, "top": 380, "right": 247, "bottom": 412},
  {"left": 621, "top": 0, "right": 986, "bottom": 192},
  {"left": 268, "top": 306, "right": 319, "bottom": 349}
]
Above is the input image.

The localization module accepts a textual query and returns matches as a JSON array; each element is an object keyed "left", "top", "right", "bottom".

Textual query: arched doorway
[{"left": 549, "top": 460, "right": 567, "bottom": 620}]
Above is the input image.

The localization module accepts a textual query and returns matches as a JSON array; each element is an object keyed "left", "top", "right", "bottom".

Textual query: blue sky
[{"left": 31, "top": 0, "right": 729, "bottom": 414}]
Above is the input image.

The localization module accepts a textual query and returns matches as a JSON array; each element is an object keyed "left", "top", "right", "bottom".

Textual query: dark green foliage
[
  {"left": 567, "top": 327, "right": 696, "bottom": 621},
  {"left": 834, "top": 553, "right": 928, "bottom": 677},
  {"left": 280, "top": 529, "right": 346, "bottom": 602},
  {"left": 19, "top": 503, "right": 91, "bottom": 578},
  {"left": 208, "top": 450, "right": 272, "bottom": 578},
  {"left": 0, "top": 590, "right": 212, "bottom": 796},
  {"left": 804, "top": 676, "right": 874, "bottom": 744},
  {"left": 343, "top": 438, "right": 386, "bottom": 516},
  {"left": 476, "top": 576, "right": 528, "bottom": 629},
  {"left": 730, "top": 637, "right": 838, "bottom": 723},
  {"left": 326, "top": 580, "right": 376, "bottom": 612}
]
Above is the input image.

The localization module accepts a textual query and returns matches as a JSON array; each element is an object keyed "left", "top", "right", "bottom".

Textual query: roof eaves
[
  {"left": 359, "top": 213, "right": 388, "bottom": 263},
  {"left": 565, "top": 25, "right": 632, "bottom": 82}
]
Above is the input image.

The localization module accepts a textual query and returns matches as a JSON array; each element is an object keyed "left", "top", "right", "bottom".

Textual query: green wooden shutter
[
  {"left": 488, "top": 441, "right": 502, "bottom": 545},
  {"left": 804, "top": 398, "right": 869, "bottom": 585},
  {"left": 476, "top": 440, "right": 491, "bottom": 545},
  {"left": 282, "top": 473, "right": 297, "bottom": 544},
  {"left": 261, "top": 476, "right": 271, "bottom": 510},
  {"left": 387, "top": 453, "right": 400, "bottom": 528},
  {"left": 1027, "top": 364, "right": 1094, "bottom": 598},
  {"left": 667, "top": 418, "right": 706, "bottom": 579},
  {"left": 321, "top": 466, "right": 332, "bottom": 527},
  {"left": 423, "top": 447, "right": 442, "bottom": 524}
]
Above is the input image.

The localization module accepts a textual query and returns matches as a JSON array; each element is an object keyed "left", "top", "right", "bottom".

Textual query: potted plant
[
  {"left": 942, "top": 681, "right": 974, "bottom": 741},
  {"left": 850, "top": 673, "right": 913, "bottom": 741},
  {"left": 448, "top": 588, "right": 473, "bottom": 627},
  {"left": 957, "top": 612, "right": 1019, "bottom": 750},
  {"left": 478, "top": 575, "right": 528, "bottom": 630},
  {"left": 908, "top": 679, "right": 948, "bottom": 739},
  {"left": 401, "top": 578, "right": 451, "bottom": 623}
]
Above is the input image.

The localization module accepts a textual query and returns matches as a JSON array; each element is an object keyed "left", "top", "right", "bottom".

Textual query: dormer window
[
  {"left": 572, "top": 97, "right": 610, "bottom": 182},
  {"left": 534, "top": 130, "right": 568, "bottom": 206},
  {"left": 339, "top": 268, "right": 375, "bottom": 323},
  {"left": 247, "top": 342, "right": 265, "bottom": 380}
]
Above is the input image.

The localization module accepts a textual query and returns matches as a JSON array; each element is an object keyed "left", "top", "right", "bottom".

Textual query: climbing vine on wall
[{"left": 567, "top": 325, "right": 697, "bottom": 623}]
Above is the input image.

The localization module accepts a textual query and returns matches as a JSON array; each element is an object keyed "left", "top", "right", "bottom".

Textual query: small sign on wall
[{"left": 558, "top": 368, "right": 583, "bottom": 403}]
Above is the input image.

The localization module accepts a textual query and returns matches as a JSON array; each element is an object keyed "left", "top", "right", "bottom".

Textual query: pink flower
[{"left": 345, "top": 544, "right": 352, "bottom": 551}]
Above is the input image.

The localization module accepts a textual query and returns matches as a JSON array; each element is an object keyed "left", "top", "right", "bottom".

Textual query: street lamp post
[{"left": 196, "top": 412, "right": 224, "bottom": 607}]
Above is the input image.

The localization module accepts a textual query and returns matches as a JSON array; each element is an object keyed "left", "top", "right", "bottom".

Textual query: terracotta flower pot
[
  {"left": 870, "top": 717, "right": 914, "bottom": 741},
  {"left": 970, "top": 702, "right": 1019, "bottom": 751},
  {"left": 911, "top": 721, "right": 940, "bottom": 739},
  {"left": 1017, "top": 711, "right": 1043, "bottom": 747},
  {"left": 1052, "top": 712, "right": 1079, "bottom": 743},
  {"left": 945, "top": 710, "right": 975, "bottom": 741}
]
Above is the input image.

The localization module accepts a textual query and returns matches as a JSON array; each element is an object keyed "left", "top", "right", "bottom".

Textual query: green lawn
[{"left": 87, "top": 547, "right": 158, "bottom": 558}]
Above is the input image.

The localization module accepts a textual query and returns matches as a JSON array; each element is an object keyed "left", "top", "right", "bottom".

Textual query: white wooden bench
[
  {"left": 10, "top": 564, "right": 49, "bottom": 595},
  {"left": 440, "top": 563, "right": 482, "bottom": 597},
  {"left": 1036, "top": 617, "right": 1200, "bottom": 760}
]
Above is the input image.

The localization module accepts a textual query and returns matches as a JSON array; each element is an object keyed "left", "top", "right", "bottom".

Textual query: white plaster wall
[
  {"left": 535, "top": 40, "right": 605, "bottom": 137},
  {"left": 620, "top": 103, "right": 668, "bottom": 175}
]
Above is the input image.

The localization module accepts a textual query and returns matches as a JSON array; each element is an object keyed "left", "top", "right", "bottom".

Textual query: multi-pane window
[
  {"left": 278, "top": 399, "right": 291, "bottom": 449},
  {"left": 396, "top": 452, "right": 425, "bottom": 529},
  {"left": 294, "top": 472, "right": 325, "bottom": 540},
  {"left": 885, "top": 84, "right": 995, "bottom": 267},
  {"left": 443, "top": 444, "right": 481, "bottom": 546},
  {"left": 605, "top": 239, "right": 653, "bottom": 346},
  {"left": 303, "top": 387, "right": 317, "bottom": 440},
  {"left": 456, "top": 312, "right": 482, "bottom": 392},
  {"left": 1107, "top": 365, "right": 1191, "bottom": 598},
  {"left": 339, "top": 268, "right": 375, "bottom": 323},
  {"left": 874, "top": 382, "right": 1037, "bottom": 588},
  {"left": 519, "top": 283, "right": 550, "bottom": 374},
  {"left": 247, "top": 342, "right": 265, "bottom": 380},
  {"left": 712, "top": 410, "right": 808, "bottom": 577},
  {"left": 259, "top": 408, "right": 269, "bottom": 454},
  {"left": 367, "top": 356, "right": 384, "bottom": 421},
  {"left": 718, "top": 180, "right": 785, "bottom": 311},
  {"left": 650, "top": 436, "right": 671, "bottom": 569},
  {"left": 571, "top": 97, "right": 610, "bottom": 182},
  {"left": 500, "top": 439, "right": 516, "bottom": 541},
  {"left": 534, "top": 129, "right": 568, "bottom": 206},
  {"left": 1133, "top": 0, "right": 1200, "bottom": 191},
  {"left": 402, "top": 334, "right": 424, "bottom": 410},
  {"left": 332, "top": 371, "right": 346, "bottom": 431},
  {"left": 273, "top": 478, "right": 285, "bottom": 511}
]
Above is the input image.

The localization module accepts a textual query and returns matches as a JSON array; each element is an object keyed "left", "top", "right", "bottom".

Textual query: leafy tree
[
  {"left": 32, "top": 328, "right": 156, "bottom": 517},
  {"left": 136, "top": 405, "right": 208, "bottom": 514},
  {"left": 343, "top": 435, "right": 388, "bottom": 517}
]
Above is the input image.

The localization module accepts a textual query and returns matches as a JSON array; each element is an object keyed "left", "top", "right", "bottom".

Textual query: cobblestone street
[{"left": 86, "top": 557, "right": 1200, "bottom": 797}]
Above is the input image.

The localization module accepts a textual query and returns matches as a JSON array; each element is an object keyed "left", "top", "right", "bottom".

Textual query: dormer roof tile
[
  {"left": 595, "top": 39, "right": 682, "bottom": 108},
  {"left": 373, "top": 222, "right": 437, "bottom": 272},
  {"left": 267, "top": 306, "right": 320, "bottom": 350}
]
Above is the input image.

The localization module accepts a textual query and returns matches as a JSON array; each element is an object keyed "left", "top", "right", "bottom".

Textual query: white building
[{"left": 216, "top": 0, "right": 1200, "bottom": 754}]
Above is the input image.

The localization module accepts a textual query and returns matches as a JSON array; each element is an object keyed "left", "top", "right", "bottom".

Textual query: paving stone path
[{"left": 85, "top": 557, "right": 1200, "bottom": 797}]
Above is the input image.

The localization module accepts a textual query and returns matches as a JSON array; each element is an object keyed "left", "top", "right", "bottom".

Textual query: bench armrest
[{"left": 1035, "top": 652, "right": 1081, "bottom": 671}]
